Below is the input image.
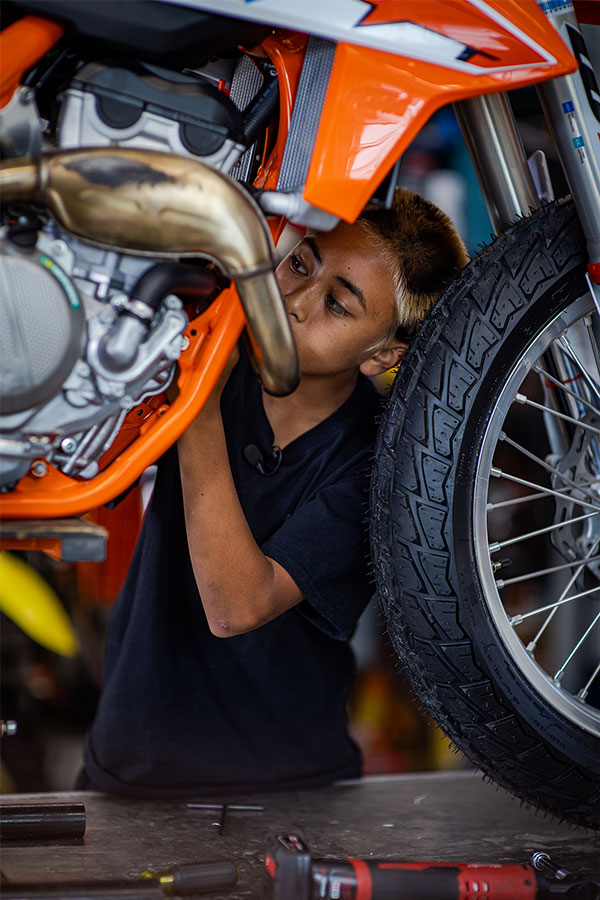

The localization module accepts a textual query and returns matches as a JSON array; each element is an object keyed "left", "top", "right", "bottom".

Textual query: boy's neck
[{"left": 262, "top": 369, "right": 359, "bottom": 449}]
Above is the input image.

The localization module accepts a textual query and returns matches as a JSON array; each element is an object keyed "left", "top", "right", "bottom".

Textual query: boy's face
[{"left": 275, "top": 222, "right": 398, "bottom": 379}]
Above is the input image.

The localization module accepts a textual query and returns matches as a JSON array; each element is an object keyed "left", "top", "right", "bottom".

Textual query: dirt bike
[{"left": 0, "top": 0, "right": 599, "bottom": 829}]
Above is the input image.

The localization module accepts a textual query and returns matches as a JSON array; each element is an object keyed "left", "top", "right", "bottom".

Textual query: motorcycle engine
[
  {"left": 0, "top": 231, "right": 189, "bottom": 489},
  {"left": 56, "top": 59, "right": 247, "bottom": 170},
  {"left": 0, "top": 55, "right": 263, "bottom": 490}
]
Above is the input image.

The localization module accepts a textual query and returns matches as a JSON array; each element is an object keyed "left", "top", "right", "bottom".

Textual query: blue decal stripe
[{"left": 539, "top": 0, "right": 573, "bottom": 10}]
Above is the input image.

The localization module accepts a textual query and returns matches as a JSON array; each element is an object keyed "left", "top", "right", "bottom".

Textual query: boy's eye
[
  {"left": 290, "top": 254, "right": 307, "bottom": 276},
  {"left": 326, "top": 293, "right": 350, "bottom": 317}
]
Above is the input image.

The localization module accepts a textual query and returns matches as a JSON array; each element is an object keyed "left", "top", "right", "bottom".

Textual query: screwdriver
[
  {"left": 140, "top": 859, "right": 239, "bottom": 895},
  {"left": 2, "top": 860, "right": 239, "bottom": 899}
]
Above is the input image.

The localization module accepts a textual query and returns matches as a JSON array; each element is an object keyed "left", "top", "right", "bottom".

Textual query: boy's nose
[{"left": 282, "top": 284, "right": 314, "bottom": 322}]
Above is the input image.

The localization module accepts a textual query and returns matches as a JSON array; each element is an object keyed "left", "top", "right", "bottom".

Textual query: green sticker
[{"left": 39, "top": 254, "right": 81, "bottom": 309}]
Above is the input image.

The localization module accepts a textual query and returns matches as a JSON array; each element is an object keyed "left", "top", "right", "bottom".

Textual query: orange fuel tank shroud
[{"left": 304, "top": 0, "right": 579, "bottom": 222}]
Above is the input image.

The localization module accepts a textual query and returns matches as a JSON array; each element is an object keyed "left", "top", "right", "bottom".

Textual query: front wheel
[{"left": 371, "top": 198, "right": 600, "bottom": 829}]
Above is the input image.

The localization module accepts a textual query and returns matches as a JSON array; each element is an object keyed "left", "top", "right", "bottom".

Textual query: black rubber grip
[{"left": 170, "top": 861, "right": 239, "bottom": 894}]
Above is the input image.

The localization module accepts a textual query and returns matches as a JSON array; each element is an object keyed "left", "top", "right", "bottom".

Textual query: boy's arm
[{"left": 177, "top": 358, "right": 303, "bottom": 638}]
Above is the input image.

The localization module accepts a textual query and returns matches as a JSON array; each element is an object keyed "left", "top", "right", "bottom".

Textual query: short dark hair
[{"left": 357, "top": 187, "right": 469, "bottom": 350}]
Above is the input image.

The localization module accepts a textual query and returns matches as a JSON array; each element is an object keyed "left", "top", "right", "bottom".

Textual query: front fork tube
[
  {"left": 536, "top": 0, "right": 600, "bottom": 280},
  {"left": 455, "top": 4, "right": 600, "bottom": 477},
  {"left": 453, "top": 93, "right": 540, "bottom": 233},
  {"left": 454, "top": 4, "right": 600, "bottom": 279},
  {"left": 538, "top": 14, "right": 600, "bottom": 471},
  {"left": 454, "top": 89, "right": 600, "bottom": 454}
]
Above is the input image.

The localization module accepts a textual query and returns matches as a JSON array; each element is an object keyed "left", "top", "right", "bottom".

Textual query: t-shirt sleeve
[{"left": 260, "top": 465, "right": 373, "bottom": 641}]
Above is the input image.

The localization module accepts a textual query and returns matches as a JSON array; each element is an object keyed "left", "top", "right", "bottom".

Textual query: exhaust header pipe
[{"left": 0, "top": 148, "right": 299, "bottom": 396}]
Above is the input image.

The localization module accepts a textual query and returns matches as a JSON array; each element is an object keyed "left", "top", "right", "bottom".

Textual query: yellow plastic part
[{"left": 0, "top": 551, "right": 79, "bottom": 657}]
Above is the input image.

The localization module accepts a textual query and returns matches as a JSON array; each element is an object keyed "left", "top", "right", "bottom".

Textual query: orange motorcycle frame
[{"left": 0, "top": 0, "right": 578, "bottom": 524}]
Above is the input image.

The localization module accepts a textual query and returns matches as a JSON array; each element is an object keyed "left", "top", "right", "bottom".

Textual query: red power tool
[{"left": 263, "top": 834, "right": 600, "bottom": 900}]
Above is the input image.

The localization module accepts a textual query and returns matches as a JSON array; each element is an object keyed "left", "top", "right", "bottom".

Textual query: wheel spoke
[
  {"left": 509, "top": 584, "right": 600, "bottom": 626},
  {"left": 558, "top": 333, "right": 600, "bottom": 406},
  {"left": 496, "top": 554, "right": 600, "bottom": 589},
  {"left": 488, "top": 490, "right": 559, "bottom": 511},
  {"left": 489, "top": 509, "right": 600, "bottom": 552},
  {"left": 534, "top": 363, "right": 600, "bottom": 419},
  {"left": 554, "top": 610, "right": 600, "bottom": 684},
  {"left": 526, "top": 538, "right": 600, "bottom": 651},
  {"left": 515, "top": 391, "right": 600, "bottom": 434},
  {"left": 578, "top": 661, "right": 600, "bottom": 701},
  {"left": 497, "top": 432, "right": 600, "bottom": 506},
  {"left": 490, "top": 465, "right": 600, "bottom": 514}
]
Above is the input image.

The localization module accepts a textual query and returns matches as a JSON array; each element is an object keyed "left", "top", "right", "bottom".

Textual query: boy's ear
[{"left": 359, "top": 341, "right": 409, "bottom": 377}]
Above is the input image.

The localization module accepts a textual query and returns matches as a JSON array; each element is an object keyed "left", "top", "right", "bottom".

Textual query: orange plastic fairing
[
  {"left": 304, "top": 0, "right": 578, "bottom": 221},
  {"left": 0, "top": 16, "right": 64, "bottom": 108},
  {"left": 0, "top": 286, "right": 245, "bottom": 519},
  {"left": 360, "top": 0, "right": 558, "bottom": 70}
]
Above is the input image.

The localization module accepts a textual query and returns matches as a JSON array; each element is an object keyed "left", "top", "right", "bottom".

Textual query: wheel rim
[{"left": 474, "top": 291, "right": 600, "bottom": 737}]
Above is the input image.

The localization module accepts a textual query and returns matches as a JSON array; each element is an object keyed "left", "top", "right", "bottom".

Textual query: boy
[{"left": 77, "top": 188, "right": 468, "bottom": 796}]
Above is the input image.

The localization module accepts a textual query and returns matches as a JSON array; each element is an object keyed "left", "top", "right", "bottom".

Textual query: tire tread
[{"left": 372, "top": 200, "right": 600, "bottom": 829}]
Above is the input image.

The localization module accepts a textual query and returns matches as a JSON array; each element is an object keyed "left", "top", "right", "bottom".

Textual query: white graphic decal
[{"left": 166, "top": 0, "right": 557, "bottom": 75}]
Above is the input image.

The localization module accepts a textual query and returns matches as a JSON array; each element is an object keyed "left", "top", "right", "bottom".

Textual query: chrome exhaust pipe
[{"left": 0, "top": 148, "right": 299, "bottom": 396}]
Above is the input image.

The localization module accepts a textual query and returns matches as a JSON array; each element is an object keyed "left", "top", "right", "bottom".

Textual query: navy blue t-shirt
[{"left": 83, "top": 351, "right": 382, "bottom": 796}]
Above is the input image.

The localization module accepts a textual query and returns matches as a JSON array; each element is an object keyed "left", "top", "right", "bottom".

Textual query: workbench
[{"left": 1, "top": 771, "right": 598, "bottom": 897}]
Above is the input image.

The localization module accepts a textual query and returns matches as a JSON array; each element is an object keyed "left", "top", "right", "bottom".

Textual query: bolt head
[
  {"left": 31, "top": 459, "right": 48, "bottom": 478},
  {"left": 50, "top": 240, "right": 68, "bottom": 257},
  {"left": 60, "top": 438, "right": 77, "bottom": 454}
]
